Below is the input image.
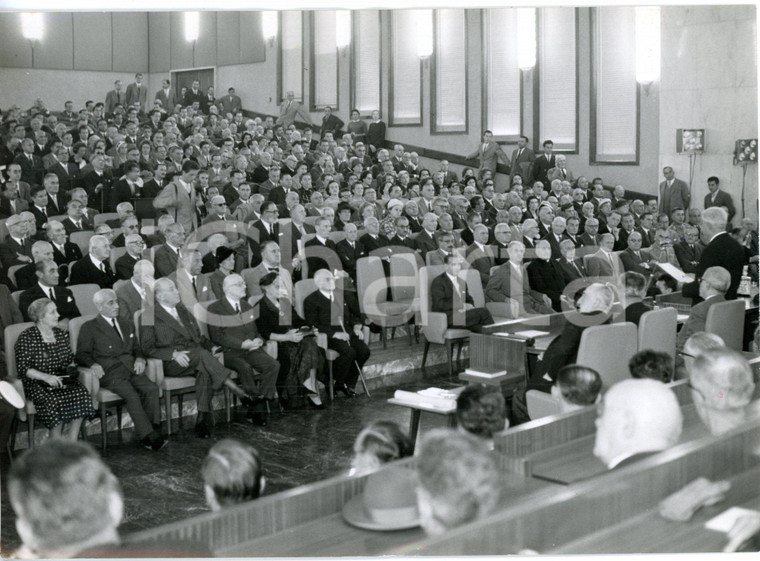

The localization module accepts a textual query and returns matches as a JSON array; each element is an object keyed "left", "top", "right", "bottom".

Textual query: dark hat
[
  {"left": 337, "top": 202, "right": 353, "bottom": 214},
  {"left": 215, "top": 246, "right": 235, "bottom": 263}
]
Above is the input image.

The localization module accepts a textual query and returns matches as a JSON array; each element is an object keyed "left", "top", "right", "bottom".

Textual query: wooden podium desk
[{"left": 387, "top": 387, "right": 464, "bottom": 450}]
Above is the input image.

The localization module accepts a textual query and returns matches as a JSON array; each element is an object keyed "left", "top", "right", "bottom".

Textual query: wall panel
[
  {"left": 34, "top": 12, "right": 73, "bottom": 70},
  {"left": 112, "top": 12, "right": 149, "bottom": 72},
  {"left": 170, "top": 12, "right": 193, "bottom": 70},
  {"left": 217, "top": 11, "right": 241, "bottom": 66},
  {"left": 194, "top": 12, "right": 217, "bottom": 69},
  {"left": 0, "top": 13, "right": 32, "bottom": 68},
  {"left": 148, "top": 12, "right": 171, "bottom": 72},
  {"left": 73, "top": 13, "right": 112, "bottom": 71},
  {"left": 239, "top": 11, "right": 266, "bottom": 64}
]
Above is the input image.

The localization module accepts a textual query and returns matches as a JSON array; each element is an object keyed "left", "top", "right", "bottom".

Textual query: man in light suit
[
  {"left": 153, "top": 160, "right": 200, "bottom": 236},
  {"left": 703, "top": 176, "right": 735, "bottom": 224},
  {"left": 510, "top": 135, "right": 535, "bottom": 184},
  {"left": 167, "top": 249, "right": 215, "bottom": 304},
  {"left": 154, "top": 79, "right": 177, "bottom": 112},
  {"left": 676, "top": 266, "right": 730, "bottom": 349},
  {"left": 218, "top": 87, "right": 242, "bottom": 115},
  {"left": 659, "top": 166, "right": 690, "bottom": 216},
  {"left": 467, "top": 130, "right": 509, "bottom": 180},
  {"left": 76, "top": 289, "right": 164, "bottom": 451},
  {"left": 116, "top": 259, "right": 154, "bottom": 323},
  {"left": 125, "top": 73, "right": 148, "bottom": 112},
  {"left": 104, "top": 80, "right": 126, "bottom": 116},
  {"left": 153, "top": 223, "right": 185, "bottom": 279},
  {"left": 586, "top": 233, "right": 623, "bottom": 280},
  {"left": 547, "top": 154, "right": 574, "bottom": 183},
  {"left": 275, "top": 91, "right": 313, "bottom": 129}
]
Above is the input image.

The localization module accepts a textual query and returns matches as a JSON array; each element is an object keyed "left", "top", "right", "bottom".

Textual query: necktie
[
  {"left": 42, "top": 207, "right": 47, "bottom": 217},
  {"left": 48, "top": 288, "right": 56, "bottom": 302},
  {"left": 111, "top": 318, "right": 123, "bottom": 341},
  {"left": 100, "top": 263, "right": 105, "bottom": 273},
  {"left": 191, "top": 276, "right": 197, "bottom": 295},
  {"left": 234, "top": 303, "right": 241, "bottom": 314}
]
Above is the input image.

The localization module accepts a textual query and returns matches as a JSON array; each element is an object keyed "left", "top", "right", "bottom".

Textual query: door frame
[{"left": 170, "top": 66, "right": 217, "bottom": 99}]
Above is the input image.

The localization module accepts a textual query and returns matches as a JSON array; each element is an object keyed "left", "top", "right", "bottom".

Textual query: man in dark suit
[
  {"left": 200, "top": 86, "right": 217, "bottom": 115},
  {"left": 29, "top": 186, "right": 52, "bottom": 233},
  {"left": 556, "top": 239, "right": 588, "bottom": 287},
  {"left": 76, "top": 289, "right": 165, "bottom": 451},
  {"left": 20, "top": 259, "right": 81, "bottom": 324},
  {"left": 431, "top": 254, "right": 493, "bottom": 332},
  {"left": 677, "top": 266, "right": 731, "bottom": 349},
  {"left": 621, "top": 272, "right": 652, "bottom": 326},
  {"left": 413, "top": 213, "right": 439, "bottom": 255},
  {"left": 68, "top": 234, "right": 117, "bottom": 288},
  {"left": 510, "top": 135, "right": 535, "bottom": 184},
  {"left": 183, "top": 79, "right": 205, "bottom": 109},
  {"left": 0, "top": 180, "right": 29, "bottom": 219},
  {"left": 543, "top": 217, "right": 567, "bottom": 260},
  {"left": 61, "top": 199, "right": 93, "bottom": 235},
  {"left": 620, "top": 232, "right": 655, "bottom": 277},
  {"left": 48, "top": 146, "right": 79, "bottom": 193},
  {"left": 14, "top": 138, "right": 45, "bottom": 187},
  {"left": 658, "top": 166, "right": 690, "bottom": 217},
  {"left": 0, "top": 214, "right": 33, "bottom": 269},
  {"left": 46, "top": 220, "right": 82, "bottom": 283},
  {"left": 578, "top": 218, "right": 601, "bottom": 249},
  {"left": 465, "top": 224, "right": 496, "bottom": 288},
  {"left": 704, "top": 176, "right": 736, "bottom": 224},
  {"left": 80, "top": 154, "right": 113, "bottom": 213},
  {"left": 305, "top": 216, "right": 338, "bottom": 278},
  {"left": 154, "top": 79, "right": 177, "bottom": 112},
  {"left": 388, "top": 216, "right": 416, "bottom": 250},
  {"left": 110, "top": 162, "right": 141, "bottom": 209},
  {"left": 104, "top": 80, "right": 127, "bottom": 116},
  {"left": 527, "top": 240, "right": 567, "bottom": 312},
  {"left": 125, "top": 73, "right": 148, "bottom": 111},
  {"left": 207, "top": 274, "right": 279, "bottom": 425},
  {"left": 249, "top": 201, "right": 281, "bottom": 268},
  {"left": 304, "top": 269, "right": 370, "bottom": 396},
  {"left": 335, "top": 223, "right": 365, "bottom": 283},
  {"left": 682, "top": 207, "right": 745, "bottom": 302},
  {"left": 153, "top": 223, "right": 185, "bottom": 278},
  {"left": 319, "top": 106, "right": 344, "bottom": 138},
  {"left": 141, "top": 278, "right": 254, "bottom": 438},
  {"left": 531, "top": 140, "right": 555, "bottom": 186},
  {"left": 115, "top": 234, "right": 144, "bottom": 280},
  {"left": 218, "top": 87, "right": 242, "bottom": 115},
  {"left": 674, "top": 226, "right": 703, "bottom": 275},
  {"left": 358, "top": 216, "right": 390, "bottom": 256}
]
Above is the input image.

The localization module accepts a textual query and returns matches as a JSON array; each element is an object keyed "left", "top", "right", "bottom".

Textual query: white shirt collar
[
  {"left": 226, "top": 296, "right": 241, "bottom": 309},
  {"left": 90, "top": 255, "right": 105, "bottom": 269},
  {"left": 319, "top": 289, "right": 333, "bottom": 300},
  {"left": 446, "top": 272, "right": 459, "bottom": 285},
  {"left": 159, "top": 303, "right": 178, "bottom": 317}
]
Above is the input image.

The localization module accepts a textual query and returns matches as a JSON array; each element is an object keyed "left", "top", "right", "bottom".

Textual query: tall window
[
  {"left": 538, "top": 8, "right": 577, "bottom": 152},
  {"left": 591, "top": 7, "right": 639, "bottom": 164},
  {"left": 311, "top": 10, "right": 338, "bottom": 110},
  {"left": 352, "top": 10, "right": 381, "bottom": 116},
  {"left": 482, "top": 8, "right": 521, "bottom": 139},
  {"left": 280, "top": 11, "right": 303, "bottom": 102},
  {"left": 390, "top": 10, "right": 422, "bottom": 126},
  {"left": 432, "top": 9, "right": 467, "bottom": 134}
]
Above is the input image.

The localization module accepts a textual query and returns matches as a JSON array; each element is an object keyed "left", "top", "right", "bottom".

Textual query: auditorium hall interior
[{"left": 0, "top": 1, "right": 759, "bottom": 558}]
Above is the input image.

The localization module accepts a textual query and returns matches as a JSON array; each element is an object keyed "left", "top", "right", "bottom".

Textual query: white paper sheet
[{"left": 657, "top": 262, "right": 695, "bottom": 284}]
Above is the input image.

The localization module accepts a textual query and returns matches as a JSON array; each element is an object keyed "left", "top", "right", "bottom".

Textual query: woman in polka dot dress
[{"left": 15, "top": 298, "right": 92, "bottom": 440}]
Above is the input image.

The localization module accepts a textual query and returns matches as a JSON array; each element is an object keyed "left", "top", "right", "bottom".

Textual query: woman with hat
[
  {"left": 208, "top": 246, "right": 236, "bottom": 300},
  {"left": 380, "top": 199, "right": 404, "bottom": 239}
]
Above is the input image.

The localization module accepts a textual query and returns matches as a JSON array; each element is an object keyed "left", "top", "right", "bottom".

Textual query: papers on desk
[
  {"left": 657, "top": 263, "right": 695, "bottom": 284},
  {"left": 677, "top": 314, "right": 690, "bottom": 323},
  {"left": 393, "top": 388, "right": 458, "bottom": 411},
  {"left": 705, "top": 507, "right": 760, "bottom": 533},
  {"left": 513, "top": 330, "right": 551, "bottom": 338},
  {"left": 464, "top": 367, "right": 507, "bottom": 378}
]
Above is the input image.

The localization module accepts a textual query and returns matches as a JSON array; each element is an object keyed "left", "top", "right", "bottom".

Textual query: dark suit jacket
[
  {"left": 674, "top": 241, "right": 703, "bottom": 274},
  {"left": 704, "top": 190, "right": 736, "bottom": 223},
  {"left": 183, "top": 89, "right": 205, "bottom": 108},
  {"left": 620, "top": 248, "right": 653, "bottom": 276},
  {"left": 413, "top": 230, "right": 437, "bottom": 255},
  {"left": 154, "top": 244, "right": 181, "bottom": 279},
  {"left": 579, "top": 232, "right": 601, "bottom": 248},
  {"left": 110, "top": 178, "right": 138, "bottom": 208},
  {"left": 267, "top": 186, "right": 294, "bottom": 206},
  {"left": 140, "top": 303, "right": 212, "bottom": 362},
  {"left": 335, "top": 239, "right": 365, "bottom": 281},
  {"left": 0, "top": 237, "right": 32, "bottom": 269},
  {"left": 125, "top": 83, "right": 148, "bottom": 109},
  {"left": 527, "top": 258, "right": 566, "bottom": 311},
  {"left": 305, "top": 236, "right": 338, "bottom": 278},
  {"left": 61, "top": 216, "right": 93, "bottom": 235},
  {"left": 20, "top": 284, "right": 80, "bottom": 321},
  {"left": 682, "top": 232, "right": 745, "bottom": 301},
  {"left": 0, "top": 196, "right": 28, "bottom": 219},
  {"left": 465, "top": 243, "right": 495, "bottom": 287},
  {"left": 49, "top": 161, "right": 79, "bottom": 193},
  {"left": 14, "top": 152, "right": 45, "bottom": 186},
  {"left": 69, "top": 255, "right": 117, "bottom": 288},
  {"left": 141, "top": 179, "right": 162, "bottom": 199},
  {"left": 531, "top": 153, "right": 555, "bottom": 185},
  {"left": 75, "top": 315, "right": 141, "bottom": 377},
  {"left": 624, "top": 301, "right": 652, "bottom": 326},
  {"left": 207, "top": 297, "right": 262, "bottom": 351},
  {"left": 510, "top": 147, "right": 535, "bottom": 183},
  {"left": 543, "top": 232, "right": 565, "bottom": 260},
  {"left": 677, "top": 294, "right": 726, "bottom": 348},
  {"left": 320, "top": 114, "right": 345, "bottom": 137},
  {"left": 304, "top": 288, "right": 361, "bottom": 338},
  {"left": 115, "top": 252, "right": 139, "bottom": 280},
  {"left": 29, "top": 205, "right": 50, "bottom": 232},
  {"left": 557, "top": 258, "right": 587, "bottom": 285},
  {"left": 431, "top": 272, "right": 474, "bottom": 324},
  {"left": 249, "top": 220, "right": 281, "bottom": 268},
  {"left": 358, "top": 233, "right": 390, "bottom": 256},
  {"left": 80, "top": 169, "right": 113, "bottom": 212}
]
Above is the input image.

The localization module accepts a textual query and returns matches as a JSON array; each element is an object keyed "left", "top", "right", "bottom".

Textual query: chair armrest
[
  {"left": 9, "top": 379, "right": 28, "bottom": 422},
  {"left": 422, "top": 312, "right": 449, "bottom": 345},
  {"left": 265, "top": 340, "right": 278, "bottom": 359},
  {"left": 77, "top": 367, "right": 100, "bottom": 408},
  {"left": 144, "top": 359, "right": 164, "bottom": 397}
]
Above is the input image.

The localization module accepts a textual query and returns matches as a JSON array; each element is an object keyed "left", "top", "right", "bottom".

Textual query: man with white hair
[
  {"left": 682, "top": 207, "right": 745, "bottom": 302},
  {"left": 544, "top": 216, "right": 567, "bottom": 260},
  {"left": 69, "top": 234, "right": 117, "bottom": 288},
  {"left": 15, "top": 239, "right": 55, "bottom": 291},
  {"left": 465, "top": 224, "right": 495, "bottom": 288},
  {"left": 76, "top": 289, "right": 165, "bottom": 451},
  {"left": 677, "top": 266, "right": 731, "bottom": 349},
  {"left": 414, "top": 212, "right": 439, "bottom": 255},
  {"left": 547, "top": 154, "right": 574, "bottom": 183},
  {"left": 116, "top": 259, "right": 154, "bottom": 323},
  {"left": 594, "top": 379, "right": 683, "bottom": 469},
  {"left": 167, "top": 248, "right": 215, "bottom": 303}
]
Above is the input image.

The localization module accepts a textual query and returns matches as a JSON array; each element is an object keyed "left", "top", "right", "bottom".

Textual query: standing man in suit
[
  {"left": 69, "top": 235, "right": 117, "bottom": 288},
  {"left": 76, "top": 289, "right": 165, "bottom": 451},
  {"left": 431, "top": 254, "right": 494, "bottom": 332},
  {"left": 104, "top": 80, "right": 126, "bottom": 116},
  {"left": 19, "top": 259, "right": 81, "bottom": 324},
  {"left": 125, "top": 73, "right": 148, "bottom": 112},
  {"left": 703, "top": 176, "right": 735, "bottom": 224},
  {"left": 677, "top": 266, "right": 731, "bottom": 349},
  {"left": 183, "top": 80, "right": 205, "bottom": 109},
  {"left": 154, "top": 79, "right": 177, "bottom": 111},
  {"left": 510, "top": 135, "right": 535, "bottom": 184},
  {"left": 659, "top": 166, "right": 690, "bottom": 217},
  {"left": 80, "top": 154, "right": 113, "bottom": 213},
  {"left": 218, "top": 87, "right": 242, "bottom": 115},
  {"left": 153, "top": 160, "right": 200, "bottom": 236},
  {"left": 276, "top": 91, "right": 313, "bottom": 129},
  {"left": 207, "top": 274, "right": 279, "bottom": 425},
  {"left": 201, "top": 86, "right": 216, "bottom": 114},
  {"left": 682, "top": 207, "right": 745, "bottom": 302},
  {"left": 467, "top": 130, "right": 509, "bottom": 181},
  {"left": 304, "top": 269, "right": 370, "bottom": 397},
  {"left": 531, "top": 139, "right": 555, "bottom": 187}
]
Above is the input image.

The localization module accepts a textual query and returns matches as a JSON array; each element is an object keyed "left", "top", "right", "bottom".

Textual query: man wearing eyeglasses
[
  {"left": 115, "top": 234, "right": 146, "bottom": 280},
  {"left": 676, "top": 266, "right": 731, "bottom": 350},
  {"left": 250, "top": 201, "right": 280, "bottom": 268}
]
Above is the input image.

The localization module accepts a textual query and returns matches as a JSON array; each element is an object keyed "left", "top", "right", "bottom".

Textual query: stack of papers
[
  {"left": 393, "top": 389, "right": 458, "bottom": 411},
  {"left": 464, "top": 367, "right": 507, "bottom": 378}
]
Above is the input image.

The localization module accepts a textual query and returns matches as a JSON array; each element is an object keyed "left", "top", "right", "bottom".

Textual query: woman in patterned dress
[{"left": 15, "top": 298, "right": 92, "bottom": 440}]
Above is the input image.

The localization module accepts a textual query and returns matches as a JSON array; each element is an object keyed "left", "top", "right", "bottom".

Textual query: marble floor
[{"left": 0, "top": 357, "right": 461, "bottom": 557}]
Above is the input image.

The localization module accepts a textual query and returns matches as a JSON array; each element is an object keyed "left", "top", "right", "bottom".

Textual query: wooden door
[{"left": 172, "top": 68, "right": 214, "bottom": 106}]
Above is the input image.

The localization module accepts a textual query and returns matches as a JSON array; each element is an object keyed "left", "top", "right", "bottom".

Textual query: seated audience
[
  {"left": 201, "top": 439, "right": 265, "bottom": 511},
  {"left": 304, "top": 269, "right": 370, "bottom": 397},
  {"left": 676, "top": 266, "right": 731, "bottom": 349},
  {"left": 350, "top": 420, "right": 413, "bottom": 475},
  {"left": 415, "top": 429, "right": 499, "bottom": 536},
  {"left": 674, "top": 226, "right": 703, "bottom": 274},
  {"left": 426, "top": 229, "right": 456, "bottom": 267},
  {"left": 20, "top": 259, "right": 81, "bottom": 325},
  {"left": 69, "top": 234, "right": 117, "bottom": 288},
  {"left": 593, "top": 379, "right": 683, "bottom": 469},
  {"left": 75, "top": 289, "right": 165, "bottom": 451},
  {"left": 45, "top": 220, "right": 82, "bottom": 283},
  {"left": 431, "top": 254, "right": 494, "bottom": 331},
  {"left": 465, "top": 224, "right": 495, "bottom": 287},
  {"left": 620, "top": 231, "right": 655, "bottom": 276},
  {"left": 551, "top": 364, "right": 603, "bottom": 413},
  {"left": 690, "top": 348, "right": 756, "bottom": 435},
  {"left": 256, "top": 272, "right": 324, "bottom": 408},
  {"left": 621, "top": 271, "right": 651, "bottom": 326},
  {"left": 167, "top": 248, "right": 215, "bottom": 303},
  {"left": 586, "top": 233, "right": 622, "bottom": 279},
  {"left": 628, "top": 350, "right": 674, "bottom": 383},
  {"left": 456, "top": 384, "right": 508, "bottom": 447},
  {"left": 15, "top": 298, "right": 92, "bottom": 440}
]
